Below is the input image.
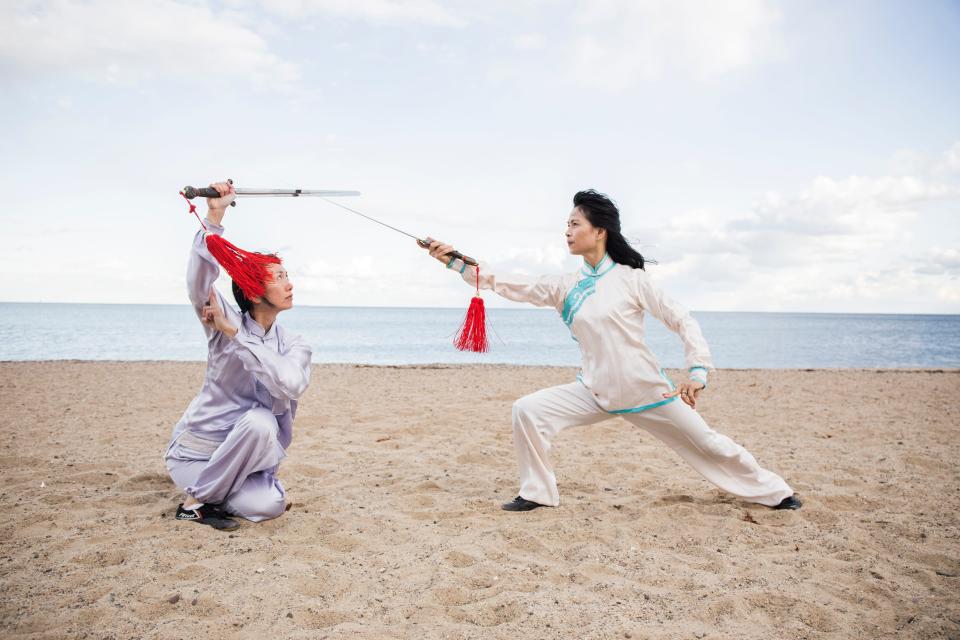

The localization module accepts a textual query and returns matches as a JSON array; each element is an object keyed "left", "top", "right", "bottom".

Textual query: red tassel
[
  {"left": 454, "top": 266, "right": 488, "bottom": 352},
  {"left": 204, "top": 233, "right": 281, "bottom": 300}
]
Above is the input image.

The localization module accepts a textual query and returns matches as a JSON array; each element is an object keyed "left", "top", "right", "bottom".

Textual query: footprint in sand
[
  {"left": 818, "top": 494, "right": 873, "bottom": 511},
  {"left": 292, "top": 571, "right": 335, "bottom": 598},
  {"left": 443, "top": 598, "right": 526, "bottom": 627},
  {"left": 302, "top": 609, "right": 354, "bottom": 629},
  {"left": 433, "top": 586, "right": 486, "bottom": 606},
  {"left": 322, "top": 534, "right": 361, "bottom": 552},
  {"left": 746, "top": 593, "right": 838, "bottom": 633},
  {"left": 289, "top": 464, "right": 329, "bottom": 478},
  {"left": 444, "top": 550, "right": 478, "bottom": 568},
  {"left": 404, "top": 494, "right": 436, "bottom": 509},
  {"left": 653, "top": 493, "right": 697, "bottom": 506},
  {"left": 122, "top": 472, "right": 173, "bottom": 490},
  {"left": 71, "top": 547, "right": 127, "bottom": 567}
]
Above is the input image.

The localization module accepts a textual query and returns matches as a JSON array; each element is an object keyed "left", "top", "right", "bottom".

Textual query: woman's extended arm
[{"left": 423, "top": 240, "right": 567, "bottom": 308}]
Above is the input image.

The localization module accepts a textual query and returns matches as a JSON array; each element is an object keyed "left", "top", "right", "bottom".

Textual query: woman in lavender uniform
[{"left": 164, "top": 181, "right": 312, "bottom": 530}]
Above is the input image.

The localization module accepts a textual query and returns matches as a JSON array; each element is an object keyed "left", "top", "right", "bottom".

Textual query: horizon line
[{"left": 0, "top": 300, "right": 957, "bottom": 317}]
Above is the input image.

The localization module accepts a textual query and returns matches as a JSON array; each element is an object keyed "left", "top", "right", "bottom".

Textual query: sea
[{"left": 0, "top": 303, "right": 957, "bottom": 368}]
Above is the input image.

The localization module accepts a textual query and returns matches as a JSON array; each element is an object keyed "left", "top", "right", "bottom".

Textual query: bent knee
[
  {"left": 236, "top": 408, "right": 278, "bottom": 440},
  {"left": 512, "top": 395, "right": 540, "bottom": 424},
  {"left": 245, "top": 499, "right": 286, "bottom": 522},
  {"left": 228, "top": 493, "right": 285, "bottom": 522}
]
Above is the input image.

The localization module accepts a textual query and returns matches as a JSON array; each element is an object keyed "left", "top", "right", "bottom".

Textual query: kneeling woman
[
  {"left": 424, "top": 190, "right": 800, "bottom": 512},
  {"left": 165, "top": 181, "right": 312, "bottom": 530}
]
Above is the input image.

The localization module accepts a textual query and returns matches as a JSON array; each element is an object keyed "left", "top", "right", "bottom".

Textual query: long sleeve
[
  {"left": 234, "top": 331, "right": 313, "bottom": 401},
  {"left": 186, "top": 220, "right": 241, "bottom": 340},
  {"left": 634, "top": 270, "right": 714, "bottom": 378},
  {"left": 446, "top": 258, "right": 568, "bottom": 309}
]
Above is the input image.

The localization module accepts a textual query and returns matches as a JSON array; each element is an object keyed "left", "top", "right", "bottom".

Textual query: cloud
[
  {"left": 254, "top": 0, "right": 465, "bottom": 26},
  {"left": 0, "top": 0, "right": 299, "bottom": 85},
  {"left": 630, "top": 143, "right": 960, "bottom": 311},
  {"left": 725, "top": 175, "right": 952, "bottom": 252},
  {"left": 570, "top": 0, "right": 781, "bottom": 90},
  {"left": 940, "top": 142, "right": 960, "bottom": 174},
  {"left": 914, "top": 248, "right": 960, "bottom": 276}
]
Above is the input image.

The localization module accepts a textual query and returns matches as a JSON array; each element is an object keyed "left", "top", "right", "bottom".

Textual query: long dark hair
[
  {"left": 573, "top": 189, "right": 650, "bottom": 270},
  {"left": 232, "top": 280, "right": 254, "bottom": 314}
]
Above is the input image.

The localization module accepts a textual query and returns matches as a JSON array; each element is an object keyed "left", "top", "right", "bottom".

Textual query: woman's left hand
[
  {"left": 663, "top": 380, "right": 705, "bottom": 410},
  {"left": 202, "top": 288, "right": 238, "bottom": 338}
]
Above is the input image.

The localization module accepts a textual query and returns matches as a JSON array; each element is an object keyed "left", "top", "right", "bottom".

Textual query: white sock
[{"left": 183, "top": 501, "right": 203, "bottom": 510}]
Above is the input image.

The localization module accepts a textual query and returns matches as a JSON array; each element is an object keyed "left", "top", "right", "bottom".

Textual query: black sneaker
[
  {"left": 501, "top": 496, "right": 546, "bottom": 512},
  {"left": 773, "top": 495, "right": 802, "bottom": 510},
  {"left": 175, "top": 503, "right": 240, "bottom": 530}
]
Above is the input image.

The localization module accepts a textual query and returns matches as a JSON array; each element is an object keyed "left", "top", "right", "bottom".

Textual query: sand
[{"left": 0, "top": 362, "right": 958, "bottom": 639}]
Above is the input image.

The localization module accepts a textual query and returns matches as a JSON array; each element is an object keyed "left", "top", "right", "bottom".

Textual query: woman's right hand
[
  {"left": 420, "top": 238, "right": 457, "bottom": 264},
  {"left": 206, "top": 181, "right": 236, "bottom": 224}
]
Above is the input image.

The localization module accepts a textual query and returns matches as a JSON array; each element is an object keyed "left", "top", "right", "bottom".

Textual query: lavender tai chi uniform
[{"left": 164, "top": 220, "right": 312, "bottom": 522}]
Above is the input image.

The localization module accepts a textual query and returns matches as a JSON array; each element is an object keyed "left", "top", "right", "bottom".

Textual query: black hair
[
  {"left": 231, "top": 253, "right": 281, "bottom": 315},
  {"left": 232, "top": 280, "right": 253, "bottom": 315},
  {"left": 572, "top": 189, "right": 651, "bottom": 270}
]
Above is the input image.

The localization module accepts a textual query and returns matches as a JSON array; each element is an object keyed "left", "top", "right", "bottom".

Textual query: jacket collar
[{"left": 581, "top": 253, "right": 616, "bottom": 278}]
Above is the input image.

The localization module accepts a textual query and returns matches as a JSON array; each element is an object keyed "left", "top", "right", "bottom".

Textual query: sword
[
  {"left": 318, "top": 198, "right": 479, "bottom": 266},
  {"left": 181, "top": 183, "right": 361, "bottom": 203},
  {"left": 180, "top": 181, "right": 477, "bottom": 266}
]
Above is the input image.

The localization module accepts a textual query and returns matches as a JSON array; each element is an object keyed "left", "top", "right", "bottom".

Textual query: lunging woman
[{"left": 423, "top": 190, "right": 800, "bottom": 512}]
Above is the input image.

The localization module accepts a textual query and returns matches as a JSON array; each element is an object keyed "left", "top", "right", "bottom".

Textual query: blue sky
[{"left": 1, "top": 0, "right": 958, "bottom": 312}]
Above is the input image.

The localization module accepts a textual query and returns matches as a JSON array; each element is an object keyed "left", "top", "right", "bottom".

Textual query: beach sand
[{"left": 0, "top": 362, "right": 958, "bottom": 639}]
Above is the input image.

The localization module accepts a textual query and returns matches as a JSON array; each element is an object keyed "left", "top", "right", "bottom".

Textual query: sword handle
[
  {"left": 418, "top": 238, "right": 479, "bottom": 267},
  {"left": 181, "top": 180, "right": 237, "bottom": 206}
]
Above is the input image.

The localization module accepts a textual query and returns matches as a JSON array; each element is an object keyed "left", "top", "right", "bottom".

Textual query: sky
[{"left": 1, "top": 0, "right": 958, "bottom": 313}]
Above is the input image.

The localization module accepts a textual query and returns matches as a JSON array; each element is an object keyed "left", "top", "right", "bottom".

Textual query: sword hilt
[
  {"left": 418, "top": 237, "right": 479, "bottom": 267},
  {"left": 181, "top": 179, "right": 237, "bottom": 206}
]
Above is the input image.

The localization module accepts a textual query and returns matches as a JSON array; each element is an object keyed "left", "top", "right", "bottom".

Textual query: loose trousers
[
  {"left": 166, "top": 407, "right": 287, "bottom": 522},
  {"left": 511, "top": 382, "right": 794, "bottom": 507}
]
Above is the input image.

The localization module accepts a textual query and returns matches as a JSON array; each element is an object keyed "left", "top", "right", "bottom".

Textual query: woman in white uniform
[{"left": 423, "top": 189, "right": 801, "bottom": 512}]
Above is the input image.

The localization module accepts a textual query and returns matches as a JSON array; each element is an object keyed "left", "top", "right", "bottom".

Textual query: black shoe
[
  {"left": 501, "top": 496, "right": 546, "bottom": 512},
  {"left": 175, "top": 503, "right": 240, "bottom": 530},
  {"left": 773, "top": 495, "right": 802, "bottom": 510}
]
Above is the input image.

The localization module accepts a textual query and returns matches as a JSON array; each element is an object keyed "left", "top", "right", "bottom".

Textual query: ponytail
[{"left": 572, "top": 189, "right": 651, "bottom": 270}]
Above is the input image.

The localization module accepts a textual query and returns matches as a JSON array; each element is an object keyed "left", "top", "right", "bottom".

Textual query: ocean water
[{"left": 0, "top": 303, "right": 957, "bottom": 368}]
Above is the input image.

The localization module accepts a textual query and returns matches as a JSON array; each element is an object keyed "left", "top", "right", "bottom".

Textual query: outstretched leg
[{"left": 626, "top": 400, "right": 794, "bottom": 507}]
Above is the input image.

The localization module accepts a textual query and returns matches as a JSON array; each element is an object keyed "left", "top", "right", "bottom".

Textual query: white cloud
[
  {"left": 571, "top": 0, "right": 781, "bottom": 90},
  {"left": 726, "top": 175, "right": 957, "bottom": 267},
  {"left": 0, "top": 0, "right": 299, "bottom": 85},
  {"left": 630, "top": 144, "right": 960, "bottom": 312},
  {"left": 914, "top": 248, "right": 960, "bottom": 276},
  {"left": 940, "top": 142, "right": 960, "bottom": 174},
  {"left": 254, "top": 0, "right": 465, "bottom": 26}
]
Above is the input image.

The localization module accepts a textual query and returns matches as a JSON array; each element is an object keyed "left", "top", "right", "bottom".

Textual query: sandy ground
[{"left": 0, "top": 362, "right": 958, "bottom": 639}]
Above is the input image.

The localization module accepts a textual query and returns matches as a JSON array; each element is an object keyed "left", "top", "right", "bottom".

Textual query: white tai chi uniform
[
  {"left": 445, "top": 253, "right": 793, "bottom": 507},
  {"left": 164, "top": 220, "right": 312, "bottom": 522}
]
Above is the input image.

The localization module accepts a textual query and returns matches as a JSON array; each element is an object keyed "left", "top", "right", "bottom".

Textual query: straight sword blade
[{"left": 233, "top": 188, "right": 361, "bottom": 197}]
